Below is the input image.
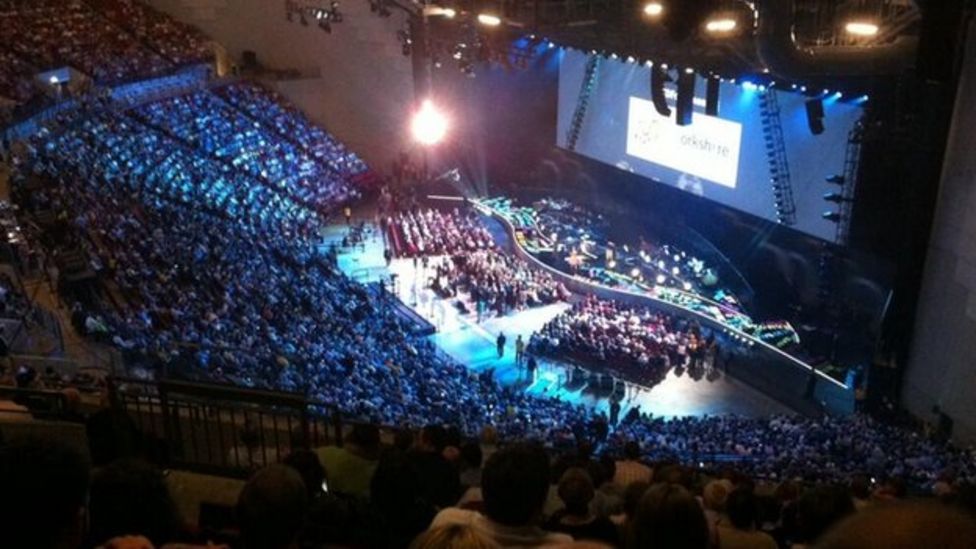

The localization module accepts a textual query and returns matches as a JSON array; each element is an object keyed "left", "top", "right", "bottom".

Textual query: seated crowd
[
  {"left": 4, "top": 426, "right": 976, "bottom": 549},
  {"left": 530, "top": 296, "right": 714, "bottom": 387},
  {"left": 213, "top": 82, "right": 367, "bottom": 177},
  {"left": 134, "top": 87, "right": 360, "bottom": 214},
  {"left": 430, "top": 248, "right": 571, "bottom": 318},
  {"left": 0, "top": 0, "right": 210, "bottom": 93}
]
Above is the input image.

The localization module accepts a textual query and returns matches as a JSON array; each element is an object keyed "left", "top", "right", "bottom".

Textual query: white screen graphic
[{"left": 626, "top": 96, "right": 743, "bottom": 189}]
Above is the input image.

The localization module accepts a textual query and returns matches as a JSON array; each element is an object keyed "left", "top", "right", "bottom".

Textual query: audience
[
  {"left": 717, "top": 488, "right": 778, "bottom": 549},
  {"left": 0, "top": 436, "right": 90, "bottom": 549},
  {"left": 545, "top": 468, "right": 620, "bottom": 545},
  {"left": 87, "top": 459, "right": 181, "bottom": 549},
  {"left": 236, "top": 464, "right": 307, "bottom": 549},
  {"left": 430, "top": 443, "right": 574, "bottom": 547},
  {"left": 627, "top": 483, "right": 709, "bottom": 549},
  {"left": 315, "top": 423, "right": 380, "bottom": 500}
]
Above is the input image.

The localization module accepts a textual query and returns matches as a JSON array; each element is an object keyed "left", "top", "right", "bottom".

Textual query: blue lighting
[
  {"left": 853, "top": 94, "right": 870, "bottom": 105},
  {"left": 742, "top": 81, "right": 758, "bottom": 91}
]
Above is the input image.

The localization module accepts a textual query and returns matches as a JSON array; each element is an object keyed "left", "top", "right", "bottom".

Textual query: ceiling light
[
  {"left": 477, "top": 13, "right": 502, "bottom": 26},
  {"left": 845, "top": 21, "right": 879, "bottom": 36},
  {"left": 705, "top": 18, "right": 737, "bottom": 33},
  {"left": 643, "top": 2, "right": 664, "bottom": 17}
]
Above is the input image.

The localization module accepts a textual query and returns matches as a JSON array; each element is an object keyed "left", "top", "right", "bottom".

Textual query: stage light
[
  {"left": 656, "top": 274, "right": 667, "bottom": 284},
  {"left": 800, "top": 86, "right": 807, "bottom": 92},
  {"left": 626, "top": 56, "right": 636, "bottom": 63},
  {"left": 423, "top": 5, "right": 456, "bottom": 18},
  {"left": 643, "top": 2, "right": 664, "bottom": 17},
  {"left": 49, "top": 75, "right": 59, "bottom": 84},
  {"left": 477, "top": 13, "right": 502, "bottom": 26},
  {"left": 683, "top": 281, "right": 692, "bottom": 291},
  {"left": 823, "top": 192, "right": 845, "bottom": 203},
  {"left": 631, "top": 268, "right": 641, "bottom": 278},
  {"left": 705, "top": 18, "right": 737, "bottom": 33},
  {"left": 845, "top": 21, "right": 879, "bottom": 36},
  {"left": 822, "top": 211, "right": 842, "bottom": 222},
  {"left": 826, "top": 175, "right": 846, "bottom": 185},
  {"left": 411, "top": 100, "right": 449, "bottom": 146}
]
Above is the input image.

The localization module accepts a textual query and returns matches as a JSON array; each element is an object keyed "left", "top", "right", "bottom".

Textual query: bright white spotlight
[
  {"left": 845, "top": 21, "right": 879, "bottom": 36},
  {"left": 705, "top": 18, "right": 737, "bottom": 33},
  {"left": 656, "top": 274, "right": 667, "bottom": 284},
  {"left": 477, "top": 13, "right": 502, "bottom": 26},
  {"left": 643, "top": 2, "right": 664, "bottom": 17},
  {"left": 442, "top": 7, "right": 456, "bottom": 18},
  {"left": 411, "top": 100, "right": 448, "bottom": 146}
]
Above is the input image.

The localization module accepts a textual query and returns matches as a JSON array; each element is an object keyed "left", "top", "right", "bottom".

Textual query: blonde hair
[{"left": 410, "top": 524, "right": 499, "bottom": 549}]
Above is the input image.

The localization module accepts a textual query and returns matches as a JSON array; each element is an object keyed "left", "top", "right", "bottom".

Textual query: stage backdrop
[{"left": 557, "top": 49, "right": 865, "bottom": 242}]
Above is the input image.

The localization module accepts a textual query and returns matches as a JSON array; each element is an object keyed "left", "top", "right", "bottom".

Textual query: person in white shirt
[{"left": 429, "top": 443, "right": 572, "bottom": 548}]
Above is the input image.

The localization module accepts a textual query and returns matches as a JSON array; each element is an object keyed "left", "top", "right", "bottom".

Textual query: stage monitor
[{"left": 557, "top": 50, "right": 865, "bottom": 242}]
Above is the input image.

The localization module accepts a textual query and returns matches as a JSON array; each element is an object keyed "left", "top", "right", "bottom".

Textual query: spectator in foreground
[
  {"left": 814, "top": 502, "right": 976, "bottom": 549},
  {"left": 717, "top": 488, "right": 777, "bottom": 549},
  {"left": 315, "top": 423, "right": 380, "bottom": 499},
  {"left": 791, "top": 485, "right": 856, "bottom": 548},
  {"left": 0, "top": 437, "right": 90, "bottom": 549},
  {"left": 410, "top": 524, "right": 499, "bottom": 549},
  {"left": 236, "top": 464, "right": 307, "bottom": 549},
  {"left": 545, "top": 468, "right": 620, "bottom": 545},
  {"left": 613, "top": 441, "right": 652, "bottom": 488},
  {"left": 410, "top": 424, "right": 462, "bottom": 509},
  {"left": 429, "top": 443, "right": 573, "bottom": 547},
  {"left": 627, "top": 483, "right": 709, "bottom": 549},
  {"left": 87, "top": 459, "right": 181, "bottom": 548}
]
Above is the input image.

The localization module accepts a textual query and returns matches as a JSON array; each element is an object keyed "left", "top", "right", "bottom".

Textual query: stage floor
[{"left": 326, "top": 214, "right": 791, "bottom": 419}]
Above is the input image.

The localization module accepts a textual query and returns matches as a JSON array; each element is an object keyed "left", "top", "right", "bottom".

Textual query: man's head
[
  {"left": 481, "top": 443, "right": 551, "bottom": 527},
  {"left": 419, "top": 424, "right": 448, "bottom": 453},
  {"left": 237, "top": 464, "right": 308, "bottom": 549},
  {"left": 814, "top": 502, "right": 976, "bottom": 549},
  {"left": 88, "top": 459, "right": 179, "bottom": 548},
  {"left": 630, "top": 483, "right": 709, "bottom": 549},
  {"left": 726, "top": 488, "right": 759, "bottom": 530},
  {"left": 558, "top": 468, "right": 596, "bottom": 516},
  {"left": 0, "top": 437, "right": 90, "bottom": 549},
  {"left": 623, "top": 440, "right": 641, "bottom": 461}
]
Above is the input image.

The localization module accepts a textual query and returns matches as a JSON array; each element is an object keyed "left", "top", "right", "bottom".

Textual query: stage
[{"left": 325, "top": 211, "right": 791, "bottom": 419}]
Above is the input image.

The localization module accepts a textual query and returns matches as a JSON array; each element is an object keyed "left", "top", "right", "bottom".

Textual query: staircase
[
  {"left": 759, "top": 89, "right": 797, "bottom": 226},
  {"left": 565, "top": 55, "right": 601, "bottom": 152}
]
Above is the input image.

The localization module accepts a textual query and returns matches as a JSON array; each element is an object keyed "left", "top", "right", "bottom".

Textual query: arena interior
[{"left": 2, "top": 0, "right": 976, "bottom": 548}]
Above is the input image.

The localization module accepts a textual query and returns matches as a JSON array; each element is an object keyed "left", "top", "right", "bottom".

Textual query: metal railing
[{"left": 111, "top": 378, "right": 340, "bottom": 477}]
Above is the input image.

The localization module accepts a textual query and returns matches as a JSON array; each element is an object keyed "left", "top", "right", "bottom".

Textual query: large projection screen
[{"left": 557, "top": 49, "right": 865, "bottom": 242}]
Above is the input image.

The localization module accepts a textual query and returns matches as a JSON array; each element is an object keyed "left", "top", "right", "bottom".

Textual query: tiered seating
[
  {"left": 0, "top": 0, "right": 170, "bottom": 84},
  {"left": 0, "top": 48, "right": 37, "bottom": 102},
  {"left": 135, "top": 91, "right": 359, "bottom": 214},
  {"left": 214, "top": 82, "right": 367, "bottom": 176},
  {"left": 88, "top": 0, "right": 212, "bottom": 66},
  {"left": 42, "top": 111, "right": 310, "bottom": 234}
]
